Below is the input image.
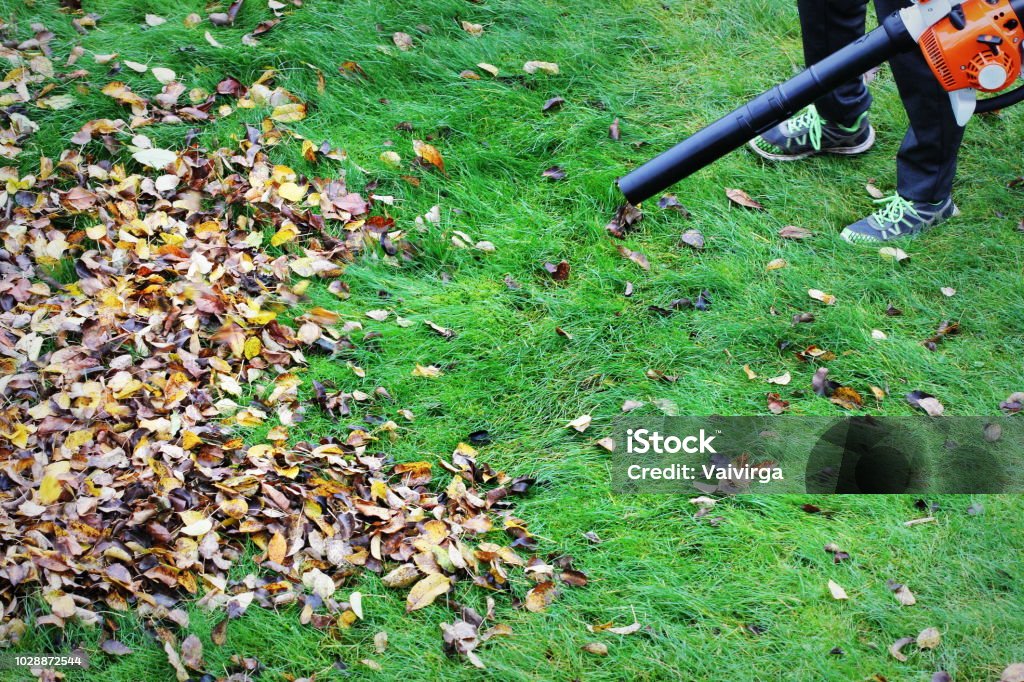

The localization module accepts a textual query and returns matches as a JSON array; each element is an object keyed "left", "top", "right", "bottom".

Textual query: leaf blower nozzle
[{"left": 617, "top": 14, "right": 914, "bottom": 205}]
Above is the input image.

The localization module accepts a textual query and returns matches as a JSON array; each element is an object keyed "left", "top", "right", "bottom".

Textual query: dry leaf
[
  {"left": 917, "top": 627, "right": 941, "bottom": 649},
  {"left": 406, "top": 573, "right": 452, "bottom": 612},
  {"left": 809, "top": 289, "right": 836, "bottom": 305},
  {"left": 889, "top": 636, "right": 916, "bottom": 662},
  {"left": 827, "top": 580, "right": 848, "bottom": 600},
  {"left": 413, "top": 140, "right": 445, "bottom": 173},
  {"left": 567, "top": 414, "right": 592, "bottom": 432},
  {"left": 779, "top": 225, "right": 812, "bottom": 239},
  {"left": 766, "top": 372, "right": 791, "bottom": 385},
  {"left": 726, "top": 188, "right": 764, "bottom": 210},
  {"left": 393, "top": 32, "right": 414, "bottom": 50},
  {"left": 582, "top": 642, "right": 608, "bottom": 656},
  {"left": 523, "top": 60, "right": 559, "bottom": 75}
]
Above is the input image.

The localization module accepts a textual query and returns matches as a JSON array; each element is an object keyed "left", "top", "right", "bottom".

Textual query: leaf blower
[{"left": 618, "top": 0, "right": 1024, "bottom": 205}]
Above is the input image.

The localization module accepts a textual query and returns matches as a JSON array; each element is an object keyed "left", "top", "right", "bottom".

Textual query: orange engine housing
[{"left": 920, "top": 0, "right": 1024, "bottom": 92}]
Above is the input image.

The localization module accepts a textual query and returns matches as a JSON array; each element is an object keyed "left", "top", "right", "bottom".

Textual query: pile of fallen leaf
[{"left": 0, "top": 10, "right": 581, "bottom": 674}]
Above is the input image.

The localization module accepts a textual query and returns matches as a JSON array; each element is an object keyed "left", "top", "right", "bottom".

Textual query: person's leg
[
  {"left": 840, "top": 0, "right": 963, "bottom": 242},
  {"left": 799, "top": 0, "right": 872, "bottom": 126},
  {"left": 874, "top": 0, "right": 964, "bottom": 203},
  {"left": 749, "top": 0, "right": 875, "bottom": 161}
]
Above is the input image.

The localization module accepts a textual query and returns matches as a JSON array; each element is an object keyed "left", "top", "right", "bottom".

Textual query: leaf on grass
[
  {"left": 542, "top": 97, "right": 565, "bottom": 113},
  {"left": 524, "top": 581, "right": 557, "bottom": 612},
  {"left": 609, "top": 117, "right": 621, "bottom": 140},
  {"left": 412, "top": 364, "right": 443, "bottom": 378},
  {"left": 566, "top": 414, "right": 592, "bottom": 432},
  {"left": 477, "top": 63, "right": 499, "bottom": 76},
  {"left": 906, "top": 391, "right": 944, "bottom": 416},
  {"left": 393, "top": 32, "right": 414, "bottom": 50},
  {"left": 743, "top": 365, "right": 758, "bottom": 380},
  {"left": 658, "top": 194, "right": 690, "bottom": 216},
  {"left": 271, "top": 103, "right": 307, "bottom": 122},
  {"left": 680, "top": 229, "right": 704, "bottom": 250},
  {"left": 886, "top": 580, "right": 917, "bottom": 606},
  {"left": 940, "top": 286, "right": 956, "bottom": 297},
  {"left": 779, "top": 225, "right": 812, "bottom": 239},
  {"left": 766, "top": 372, "right": 791, "bottom": 385},
  {"left": 101, "top": 639, "right": 133, "bottom": 656},
  {"left": 606, "top": 203, "right": 643, "bottom": 238},
  {"left": 582, "top": 642, "right": 608, "bottom": 656},
  {"left": 523, "top": 60, "right": 559, "bottom": 74},
  {"left": 889, "top": 636, "right": 916, "bottom": 662},
  {"left": 543, "top": 260, "right": 570, "bottom": 281},
  {"left": 766, "top": 258, "right": 787, "bottom": 271},
  {"left": 542, "top": 166, "right": 566, "bottom": 181},
  {"left": 827, "top": 579, "right": 848, "bottom": 600},
  {"left": 181, "top": 634, "right": 203, "bottom": 670},
  {"left": 917, "top": 627, "right": 941, "bottom": 650},
  {"left": 460, "top": 21, "right": 484, "bottom": 36},
  {"left": 880, "top": 246, "right": 909, "bottom": 263},
  {"left": 406, "top": 573, "right": 452, "bottom": 612},
  {"left": 726, "top": 188, "right": 764, "bottom": 210},
  {"left": 374, "top": 631, "right": 388, "bottom": 653},
  {"left": 413, "top": 140, "right": 445, "bottom": 173},
  {"left": 618, "top": 246, "right": 650, "bottom": 270},
  {"left": 866, "top": 180, "right": 885, "bottom": 199},
  {"left": 767, "top": 393, "right": 789, "bottom": 414},
  {"left": 132, "top": 148, "right": 177, "bottom": 169},
  {"left": 808, "top": 289, "right": 836, "bottom": 305}
]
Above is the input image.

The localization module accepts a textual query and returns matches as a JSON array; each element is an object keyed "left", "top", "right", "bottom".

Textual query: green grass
[{"left": 5, "top": 0, "right": 1024, "bottom": 680}]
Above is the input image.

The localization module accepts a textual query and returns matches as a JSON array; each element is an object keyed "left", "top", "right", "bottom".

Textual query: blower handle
[{"left": 617, "top": 12, "right": 914, "bottom": 205}]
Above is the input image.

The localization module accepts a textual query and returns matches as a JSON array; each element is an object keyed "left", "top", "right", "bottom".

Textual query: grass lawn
[{"left": 5, "top": 0, "right": 1024, "bottom": 680}]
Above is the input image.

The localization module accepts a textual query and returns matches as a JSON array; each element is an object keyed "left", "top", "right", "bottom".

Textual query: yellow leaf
[
  {"left": 268, "top": 531, "right": 287, "bottom": 564},
  {"left": 244, "top": 336, "right": 262, "bottom": 359},
  {"left": 39, "top": 474, "right": 63, "bottom": 504},
  {"left": 412, "top": 364, "right": 443, "bottom": 378},
  {"left": 406, "top": 573, "right": 451, "bottom": 612},
  {"left": 271, "top": 102, "right": 307, "bottom": 122},
  {"left": 278, "top": 182, "right": 305, "bottom": 202},
  {"left": 270, "top": 222, "right": 299, "bottom": 246},
  {"left": 219, "top": 498, "right": 249, "bottom": 519}
]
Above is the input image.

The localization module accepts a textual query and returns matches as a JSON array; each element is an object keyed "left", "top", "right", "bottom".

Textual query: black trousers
[{"left": 799, "top": 0, "right": 964, "bottom": 202}]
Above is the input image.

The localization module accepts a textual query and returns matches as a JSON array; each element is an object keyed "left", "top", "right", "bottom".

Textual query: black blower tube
[{"left": 618, "top": 12, "right": 915, "bottom": 205}]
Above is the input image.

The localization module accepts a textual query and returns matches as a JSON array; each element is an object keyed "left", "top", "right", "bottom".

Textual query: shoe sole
[
  {"left": 748, "top": 126, "right": 876, "bottom": 162},
  {"left": 840, "top": 203, "right": 960, "bottom": 245}
]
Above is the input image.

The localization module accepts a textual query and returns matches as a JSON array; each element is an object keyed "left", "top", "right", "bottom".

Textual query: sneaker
[
  {"left": 749, "top": 106, "right": 875, "bottom": 161},
  {"left": 840, "top": 194, "right": 958, "bottom": 243}
]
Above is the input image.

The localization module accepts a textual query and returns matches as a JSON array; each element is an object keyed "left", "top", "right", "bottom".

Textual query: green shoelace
[
  {"left": 871, "top": 194, "right": 919, "bottom": 227},
  {"left": 788, "top": 105, "right": 825, "bottom": 150}
]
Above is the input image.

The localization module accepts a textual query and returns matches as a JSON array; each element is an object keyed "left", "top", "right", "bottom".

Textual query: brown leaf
[
  {"left": 543, "top": 260, "right": 571, "bottom": 281},
  {"left": 582, "top": 642, "right": 608, "bottom": 656},
  {"left": 542, "top": 96, "right": 565, "bottom": 113},
  {"left": 889, "top": 636, "right": 916, "bottom": 662},
  {"left": 606, "top": 202, "right": 643, "bottom": 238},
  {"left": 779, "top": 225, "right": 812, "bottom": 239},
  {"left": 524, "top": 581, "right": 557, "bottom": 612},
  {"left": 767, "top": 393, "right": 789, "bottom": 414},
  {"left": 726, "top": 188, "right": 764, "bottom": 210},
  {"left": 609, "top": 117, "right": 621, "bottom": 140},
  {"left": 618, "top": 246, "right": 650, "bottom": 270}
]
